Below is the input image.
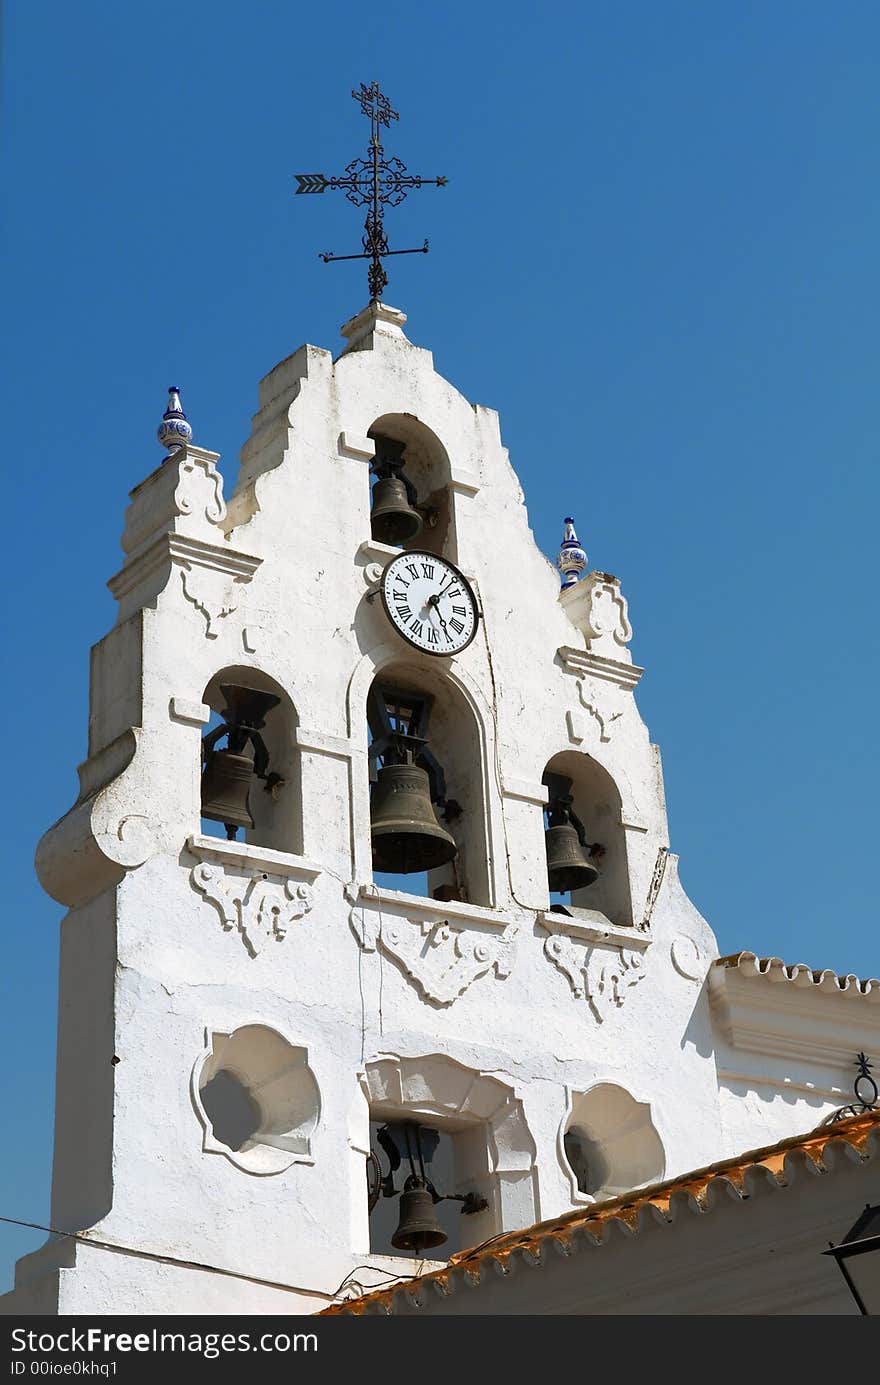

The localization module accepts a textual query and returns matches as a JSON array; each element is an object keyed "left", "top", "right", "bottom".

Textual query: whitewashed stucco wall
[{"left": 3, "top": 303, "right": 877, "bottom": 1317}]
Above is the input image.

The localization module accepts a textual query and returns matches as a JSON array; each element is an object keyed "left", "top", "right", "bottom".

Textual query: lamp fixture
[{"left": 823, "top": 1204, "right": 880, "bottom": 1315}]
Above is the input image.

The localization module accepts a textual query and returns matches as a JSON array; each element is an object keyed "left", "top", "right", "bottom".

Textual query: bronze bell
[
  {"left": 201, "top": 749, "right": 255, "bottom": 831},
  {"left": 200, "top": 684, "right": 281, "bottom": 838},
  {"left": 370, "top": 435, "right": 422, "bottom": 546},
  {"left": 371, "top": 762, "right": 458, "bottom": 874},
  {"left": 546, "top": 821, "right": 600, "bottom": 893},
  {"left": 391, "top": 1182, "right": 447, "bottom": 1254},
  {"left": 370, "top": 474, "right": 423, "bottom": 546}
]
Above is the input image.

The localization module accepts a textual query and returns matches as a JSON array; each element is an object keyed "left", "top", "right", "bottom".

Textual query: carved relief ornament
[
  {"left": 350, "top": 908, "right": 519, "bottom": 1007},
  {"left": 559, "top": 570, "right": 633, "bottom": 659},
  {"left": 544, "top": 932, "right": 647, "bottom": 1023},
  {"left": 192, "top": 860, "right": 313, "bottom": 957}
]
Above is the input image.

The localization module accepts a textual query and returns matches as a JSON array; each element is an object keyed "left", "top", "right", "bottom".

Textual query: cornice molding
[{"left": 557, "top": 646, "right": 644, "bottom": 690}]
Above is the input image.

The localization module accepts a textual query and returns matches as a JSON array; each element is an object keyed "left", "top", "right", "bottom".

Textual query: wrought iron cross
[{"left": 295, "top": 81, "right": 447, "bottom": 301}]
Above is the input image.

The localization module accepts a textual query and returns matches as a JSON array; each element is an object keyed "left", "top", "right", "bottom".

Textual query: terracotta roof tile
[
  {"left": 715, "top": 951, "right": 880, "bottom": 996},
  {"left": 322, "top": 1108, "right": 880, "bottom": 1315}
]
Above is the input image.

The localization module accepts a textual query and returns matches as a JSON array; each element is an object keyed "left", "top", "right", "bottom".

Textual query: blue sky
[{"left": 2, "top": 1, "right": 879, "bottom": 1291}]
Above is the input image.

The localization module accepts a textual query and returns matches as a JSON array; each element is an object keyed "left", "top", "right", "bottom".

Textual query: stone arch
[
  {"left": 347, "top": 640, "right": 499, "bottom": 906},
  {"left": 367, "top": 413, "right": 457, "bottom": 561},
  {"left": 349, "top": 1053, "right": 539, "bottom": 1254},
  {"left": 201, "top": 665, "right": 302, "bottom": 855},
  {"left": 542, "top": 748, "right": 633, "bottom": 926}
]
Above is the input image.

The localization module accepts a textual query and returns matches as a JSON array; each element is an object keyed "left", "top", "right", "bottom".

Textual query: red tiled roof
[{"left": 322, "top": 1108, "right": 880, "bottom": 1314}]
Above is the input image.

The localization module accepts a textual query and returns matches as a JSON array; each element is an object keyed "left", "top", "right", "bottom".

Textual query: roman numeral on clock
[
  {"left": 427, "top": 628, "right": 438, "bottom": 644},
  {"left": 421, "top": 562, "right": 435, "bottom": 579},
  {"left": 410, "top": 619, "right": 424, "bottom": 637},
  {"left": 396, "top": 605, "right": 411, "bottom": 621},
  {"left": 405, "top": 564, "right": 419, "bottom": 581},
  {"left": 450, "top": 618, "right": 464, "bottom": 635},
  {"left": 452, "top": 605, "right": 466, "bottom": 616}
]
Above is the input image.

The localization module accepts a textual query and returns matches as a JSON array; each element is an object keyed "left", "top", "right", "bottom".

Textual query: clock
[{"left": 380, "top": 551, "right": 479, "bottom": 656}]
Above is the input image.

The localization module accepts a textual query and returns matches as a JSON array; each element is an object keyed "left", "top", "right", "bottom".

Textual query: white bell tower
[{"left": 3, "top": 298, "right": 733, "bottom": 1316}]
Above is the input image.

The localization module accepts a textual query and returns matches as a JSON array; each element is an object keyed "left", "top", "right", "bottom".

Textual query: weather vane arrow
[{"left": 294, "top": 80, "right": 447, "bottom": 301}]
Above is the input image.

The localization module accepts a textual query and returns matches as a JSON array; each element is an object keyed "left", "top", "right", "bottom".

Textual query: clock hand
[
  {"left": 426, "top": 592, "right": 453, "bottom": 642},
  {"left": 426, "top": 593, "right": 446, "bottom": 626},
  {"left": 434, "top": 612, "right": 453, "bottom": 643}
]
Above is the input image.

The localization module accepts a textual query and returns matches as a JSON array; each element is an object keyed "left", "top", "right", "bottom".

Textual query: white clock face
[{"left": 380, "top": 552, "right": 478, "bottom": 656}]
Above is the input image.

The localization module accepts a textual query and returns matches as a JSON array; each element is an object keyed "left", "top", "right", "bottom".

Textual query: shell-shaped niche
[
  {"left": 192, "top": 1024, "right": 320, "bottom": 1175},
  {"left": 560, "top": 1082, "right": 664, "bottom": 1202}
]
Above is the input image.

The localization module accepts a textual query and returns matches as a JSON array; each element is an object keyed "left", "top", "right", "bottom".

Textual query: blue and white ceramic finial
[
  {"left": 158, "top": 386, "right": 193, "bottom": 454},
  {"left": 557, "top": 517, "right": 587, "bottom": 588}
]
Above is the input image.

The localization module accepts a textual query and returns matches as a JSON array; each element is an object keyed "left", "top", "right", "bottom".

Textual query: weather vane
[{"left": 295, "top": 81, "right": 447, "bottom": 301}]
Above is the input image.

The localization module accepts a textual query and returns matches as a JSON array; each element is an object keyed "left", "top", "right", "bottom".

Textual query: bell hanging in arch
[
  {"left": 544, "top": 769, "right": 601, "bottom": 894},
  {"left": 370, "top": 762, "right": 458, "bottom": 874},
  {"left": 391, "top": 1180, "right": 448, "bottom": 1254},
  {"left": 371, "top": 475, "right": 423, "bottom": 545},
  {"left": 200, "top": 684, "right": 281, "bottom": 840},
  {"left": 369, "top": 436, "right": 422, "bottom": 546},
  {"left": 545, "top": 820, "right": 600, "bottom": 893},
  {"left": 201, "top": 749, "right": 255, "bottom": 832}
]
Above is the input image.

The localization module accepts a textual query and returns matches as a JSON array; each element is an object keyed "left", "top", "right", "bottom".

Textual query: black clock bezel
[{"left": 379, "top": 550, "right": 480, "bottom": 657}]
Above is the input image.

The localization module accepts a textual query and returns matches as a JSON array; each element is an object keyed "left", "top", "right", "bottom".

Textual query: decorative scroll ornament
[
  {"left": 174, "top": 450, "right": 226, "bottom": 528},
  {"left": 363, "top": 560, "right": 385, "bottom": 586},
  {"left": 583, "top": 575, "right": 632, "bottom": 648},
  {"left": 820, "top": 1053, "right": 879, "bottom": 1125},
  {"left": 180, "top": 566, "right": 239, "bottom": 637},
  {"left": 350, "top": 909, "right": 518, "bottom": 1007},
  {"left": 670, "top": 935, "right": 705, "bottom": 981},
  {"left": 566, "top": 678, "right": 625, "bottom": 746},
  {"left": 560, "top": 572, "right": 634, "bottom": 664},
  {"left": 192, "top": 861, "right": 312, "bottom": 957},
  {"left": 544, "top": 936, "right": 646, "bottom": 1023}
]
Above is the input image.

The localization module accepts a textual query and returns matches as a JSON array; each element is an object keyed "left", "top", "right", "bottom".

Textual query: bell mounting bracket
[
  {"left": 369, "top": 435, "right": 420, "bottom": 505},
  {"left": 201, "top": 685, "right": 283, "bottom": 792},
  {"left": 372, "top": 1121, "right": 488, "bottom": 1214},
  {"left": 542, "top": 770, "right": 604, "bottom": 857},
  {"left": 367, "top": 683, "right": 451, "bottom": 807}
]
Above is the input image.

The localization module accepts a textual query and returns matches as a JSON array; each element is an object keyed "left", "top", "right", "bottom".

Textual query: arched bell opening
[
  {"left": 366, "top": 666, "right": 489, "bottom": 906},
  {"left": 367, "top": 1117, "right": 490, "bottom": 1259},
  {"left": 357, "top": 1056, "right": 537, "bottom": 1261},
  {"left": 200, "top": 666, "right": 302, "bottom": 856},
  {"left": 542, "top": 750, "right": 633, "bottom": 927},
  {"left": 367, "top": 414, "right": 457, "bottom": 563}
]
